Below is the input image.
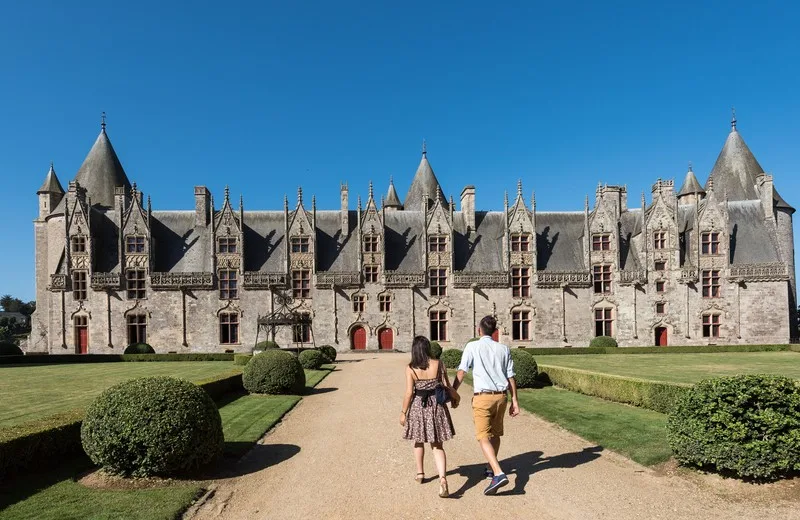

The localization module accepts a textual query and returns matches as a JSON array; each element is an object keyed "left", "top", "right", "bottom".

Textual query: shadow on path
[
  {"left": 305, "top": 386, "right": 338, "bottom": 395},
  {"left": 208, "top": 443, "right": 301, "bottom": 479},
  {"left": 448, "top": 446, "right": 604, "bottom": 498}
]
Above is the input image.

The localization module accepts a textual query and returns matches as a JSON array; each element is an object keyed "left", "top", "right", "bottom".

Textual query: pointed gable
[{"left": 74, "top": 126, "right": 131, "bottom": 209}]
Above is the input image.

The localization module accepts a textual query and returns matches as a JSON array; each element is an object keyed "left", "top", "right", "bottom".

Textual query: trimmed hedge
[
  {"left": 81, "top": 377, "right": 224, "bottom": 477},
  {"left": 0, "top": 353, "right": 235, "bottom": 365},
  {"left": 521, "top": 344, "right": 793, "bottom": 356},
  {"left": 537, "top": 364, "right": 690, "bottom": 414},
  {"left": 243, "top": 350, "right": 306, "bottom": 395},
  {"left": 668, "top": 375, "right": 800, "bottom": 479},
  {"left": 318, "top": 345, "right": 337, "bottom": 363},
  {"left": 234, "top": 354, "right": 252, "bottom": 366},
  {"left": 510, "top": 350, "right": 538, "bottom": 388},
  {"left": 0, "top": 342, "right": 23, "bottom": 356},
  {"left": 298, "top": 349, "right": 326, "bottom": 369},
  {"left": 255, "top": 340, "right": 280, "bottom": 351},
  {"left": 428, "top": 341, "right": 442, "bottom": 360},
  {"left": 589, "top": 336, "right": 618, "bottom": 348},
  {"left": 123, "top": 343, "right": 155, "bottom": 354},
  {"left": 440, "top": 349, "right": 463, "bottom": 369}
]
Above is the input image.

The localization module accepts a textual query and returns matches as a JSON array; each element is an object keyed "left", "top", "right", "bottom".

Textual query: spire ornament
[
  {"left": 731, "top": 107, "right": 737, "bottom": 131},
  {"left": 297, "top": 186, "right": 303, "bottom": 205},
  {"left": 517, "top": 179, "right": 522, "bottom": 198},
  {"left": 101, "top": 111, "right": 107, "bottom": 132},
  {"left": 422, "top": 139, "right": 427, "bottom": 157},
  {"left": 224, "top": 185, "right": 230, "bottom": 203},
  {"left": 369, "top": 180, "right": 374, "bottom": 200}
]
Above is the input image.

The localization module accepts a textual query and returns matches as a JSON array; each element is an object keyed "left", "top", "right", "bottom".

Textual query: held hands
[
  {"left": 399, "top": 412, "right": 407, "bottom": 427},
  {"left": 509, "top": 399, "right": 520, "bottom": 417}
]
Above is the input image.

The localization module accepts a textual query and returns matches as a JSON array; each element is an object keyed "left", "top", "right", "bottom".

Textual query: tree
[
  {"left": 0, "top": 295, "right": 33, "bottom": 315},
  {"left": 0, "top": 295, "right": 15, "bottom": 312}
]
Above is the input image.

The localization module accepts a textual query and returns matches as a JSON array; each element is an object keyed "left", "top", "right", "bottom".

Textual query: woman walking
[{"left": 400, "top": 336, "right": 457, "bottom": 498}]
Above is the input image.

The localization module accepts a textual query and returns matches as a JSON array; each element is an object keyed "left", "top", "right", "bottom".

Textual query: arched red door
[
  {"left": 378, "top": 328, "right": 394, "bottom": 350},
  {"left": 351, "top": 326, "right": 366, "bottom": 350}
]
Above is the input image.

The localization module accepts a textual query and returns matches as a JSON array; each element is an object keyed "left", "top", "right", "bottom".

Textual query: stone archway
[
  {"left": 378, "top": 328, "right": 394, "bottom": 350},
  {"left": 351, "top": 326, "right": 367, "bottom": 350}
]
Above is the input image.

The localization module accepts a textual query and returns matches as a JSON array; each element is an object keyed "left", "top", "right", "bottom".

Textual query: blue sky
[{"left": 1, "top": 1, "right": 798, "bottom": 301}]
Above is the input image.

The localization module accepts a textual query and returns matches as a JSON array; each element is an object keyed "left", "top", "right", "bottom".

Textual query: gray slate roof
[
  {"left": 536, "top": 212, "right": 586, "bottom": 271},
  {"left": 91, "top": 209, "right": 121, "bottom": 272},
  {"left": 315, "top": 211, "right": 358, "bottom": 272},
  {"left": 727, "top": 200, "right": 780, "bottom": 264},
  {"left": 404, "top": 153, "right": 446, "bottom": 211},
  {"left": 677, "top": 168, "right": 705, "bottom": 197},
  {"left": 38, "top": 164, "right": 64, "bottom": 194},
  {"left": 453, "top": 212, "right": 505, "bottom": 272},
  {"left": 384, "top": 210, "right": 424, "bottom": 272},
  {"left": 242, "top": 212, "right": 286, "bottom": 272},
  {"left": 151, "top": 211, "right": 212, "bottom": 272},
  {"left": 74, "top": 129, "right": 132, "bottom": 209},
  {"left": 384, "top": 180, "right": 402, "bottom": 208}
]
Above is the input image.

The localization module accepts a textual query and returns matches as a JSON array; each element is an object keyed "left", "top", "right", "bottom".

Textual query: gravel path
[{"left": 186, "top": 353, "right": 799, "bottom": 520}]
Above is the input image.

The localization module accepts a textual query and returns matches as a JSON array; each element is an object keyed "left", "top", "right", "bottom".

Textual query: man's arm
[
  {"left": 453, "top": 370, "right": 465, "bottom": 391},
  {"left": 507, "top": 376, "right": 519, "bottom": 417},
  {"left": 452, "top": 344, "right": 473, "bottom": 391}
]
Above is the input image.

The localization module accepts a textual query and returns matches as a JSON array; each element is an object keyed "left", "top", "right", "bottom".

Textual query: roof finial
[
  {"left": 641, "top": 190, "right": 646, "bottom": 206},
  {"left": 585, "top": 194, "right": 589, "bottom": 212},
  {"left": 224, "top": 185, "right": 230, "bottom": 202},
  {"left": 239, "top": 193, "right": 243, "bottom": 209},
  {"left": 531, "top": 190, "right": 536, "bottom": 210},
  {"left": 132, "top": 181, "right": 137, "bottom": 194},
  {"left": 708, "top": 176, "right": 714, "bottom": 191},
  {"left": 504, "top": 190, "right": 509, "bottom": 209},
  {"left": 369, "top": 180, "right": 374, "bottom": 199},
  {"left": 731, "top": 106, "right": 737, "bottom": 130},
  {"left": 101, "top": 111, "right": 107, "bottom": 132},
  {"left": 283, "top": 194, "right": 288, "bottom": 210},
  {"left": 389, "top": 175, "right": 394, "bottom": 185},
  {"left": 357, "top": 194, "right": 362, "bottom": 210},
  {"left": 688, "top": 161, "right": 693, "bottom": 172},
  {"left": 312, "top": 194, "right": 316, "bottom": 211},
  {"left": 147, "top": 194, "right": 152, "bottom": 212},
  {"left": 517, "top": 179, "right": 522, "bottom": 198},
  {"left": 49, "top": 161, "right": 55, "bottom": 172},
  {"left": 422, "top": 139, "right": 427, "bottom": 157},
  {"left": 297, "top": 186, "right": 303, "bottom": 205}
]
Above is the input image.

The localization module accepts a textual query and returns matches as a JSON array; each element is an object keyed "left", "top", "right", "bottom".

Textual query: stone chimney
[
  {"left": 461, "top": 185, "right": 476, "bottom": 231},
  {"left": 340, "top": 183, "right": 349, "bottom": 237},
  {"left": 194, "top": 186, "right": 211, "bottom": 227},
  {"left": 756, "top": 174, "right": 776, "bottom": 225}
]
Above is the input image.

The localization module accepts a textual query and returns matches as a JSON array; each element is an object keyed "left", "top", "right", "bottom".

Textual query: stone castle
[{"left": 28, "top": 115, "right": 797, "bottom": 353}]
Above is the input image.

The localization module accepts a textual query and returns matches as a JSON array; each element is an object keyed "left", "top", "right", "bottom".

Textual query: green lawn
[
  {"left": 0, "top": 367, "right": 335, "bottom": 520},
  {"left": 0, "top": 362, "right": 240, "bottom": 427},
  {"left": 533, "top": 351, "right": 800, "bottom": 384}
]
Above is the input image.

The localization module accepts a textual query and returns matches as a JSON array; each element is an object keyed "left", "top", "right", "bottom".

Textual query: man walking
[{"left": 453, "top": 315, "right": 519, "bottom": 495}]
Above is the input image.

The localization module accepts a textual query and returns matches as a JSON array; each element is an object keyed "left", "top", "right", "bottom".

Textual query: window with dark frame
[
  {"left": 126, "top": 269, "right": 146, "bottom": 300},
  {"left": 654, "top": 261, "right": 666, "bottom": 271},
  {"left": 430, "top": 310, "right": 447, "bottom": 341},
  {"left": 701, "top": 232, "right": 720, "bottom": 255},
  {"left": 352, "top": 294, "right": 365, "bottom": 313},
  {"left": 292, "top": 314, "right": 311, "bottom": 343},
  {"left": 219, "top": 312, "right": 239, "bottom": 344},
  {"left": 429, "top": 269, "right": 447, "bottom": 296},
  {"left": 71, "top": 236, "right": 86, "bottom": 253},
  {"left": 428, "top": 235, "right": 447, "bottom": 252},
  {"left": 594, "top": 308, "right": 613, "bottom": 337},
  {"left": 702, "top": 313, "right": 720, "bottom": 338},
  {"left": 511, "top": 234, "right": 531, "bottom": 252},
  {"left": 511, "top": 267, "right": 530, "bottom": 297},
  {"left": 219, "top": 269, "right": 238, "bottom": 299},
  {"left": 363, "top": 235, "right": 379, "bottom": 253},
  {"left": 292, "top": 269, "right": 311, "bottom": 298},
  {"left": 701, "top": 269, "right": 721, "bottom": 298},
  {"left": 127, "top": 314, "right": 147, "bottom": 345},
  {"left": 655, "top": 280, "right": 666, "bottom": 293},
  {"left": 126, "top": 235, "right": 145, "bottom": 254},
  {"left": 290, "top": 236, "right": 310, "bottom": 253},
  {"left": 653, "top": 231, "right": 667, "bottom": 250},
  {"left": 379, "top": 293, "right": 391, "bottom": 312},
  {"left": 218, "top": 236, "right": 238, "bottom": 254},
  {"left": 656, "top": 302, "right": 666, "bottom": 315},
  {"left": 512, "top": 310, "right": 531, "bottom": 341},
  {"left": 364, "top": 265, "right": 379, "bottom": 283},
  {"left": 73, "top": 271, "right": 88, "bottom": 301},
  {"left": 592, "top": 234, "right": 611, "bottom": 251},
  {"left": 593, "top": 264, "right": 612, "bottom": 294}
]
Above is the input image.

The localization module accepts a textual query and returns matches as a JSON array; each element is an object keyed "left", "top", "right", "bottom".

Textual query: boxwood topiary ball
[
  {"left": 254, "top": 340, "right": 280, "bottom": 351},
  {"left": 299, "top": 349, "right": 326, "bottom": 369},
  {"left": 243, "top": 349, "right": 306, "bottom": 394},
  {"left": 439, "top": 349, "right": 463, "bottom": 369},
  {"left": 123, "top": 342, "right": 155, "bottom": 354},
  {"left": 80, "top": 376, "right": 223, "bottom": 477},
  {"left": 589, "top": 336, "right": 618, "bottom": 348},
  {"left": 428, "top": 341, "right": 443, "bottom": 360},
  {"left": 0, "top": 341, "right": 23, "bottom": 356},
  {"left": 510, "top": 349, "right": 538, "bottom": 388},
  {"left": 318, "top": 345, "right": 337, "bottom": 362}
]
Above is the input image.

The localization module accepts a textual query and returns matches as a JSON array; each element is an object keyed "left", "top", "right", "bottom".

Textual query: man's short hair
[{"left": 479, "top": 315, "right": 497, "bottom": 336}]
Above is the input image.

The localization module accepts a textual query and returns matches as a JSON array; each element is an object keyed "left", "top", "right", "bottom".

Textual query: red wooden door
[
  {"left": 77, "top": 328, "right": 88, "bottom": 354},
  {"left": 491, "top": 330, "right": 499, "bottom": 342},
  {"left": 378, "top": 328, "right": 393, "bottom": 350},
  {"left": 656, "top": 327, "right": 668, "bottom": 346},
  {"left": 351, "top": 326, "right": 366, "bottom": 350}
]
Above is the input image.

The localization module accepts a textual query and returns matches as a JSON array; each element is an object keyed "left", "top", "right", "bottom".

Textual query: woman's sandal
[
  {"left": 415, "top": 472, "right": 424, "bottom": 484},
  {"left": 438, "top": 477, "right": 449, "bottom": 498}
]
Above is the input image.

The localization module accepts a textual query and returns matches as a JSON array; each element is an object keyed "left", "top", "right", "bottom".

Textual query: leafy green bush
[
  {"left": 298, "top": 349, "right": 325, "bottom": 369},
  {"left": 428, "top": 341, "right": 442, "bottom": 360},
  {"left": 538, "top": 365, "right": 689, "bottom": 413},
  {"left": 243, "top": 350, "right": 306, "bottom": 395},
  {"left": 0, "top": 341, "right": 23, "bottom": 356},
  {"left": 0, "top": 410, "right": 84, "bottom": 480},
  {"left": 318, "top": 345, "right": 337, "bottom": 362},
  {"left": 589, "top": 336, "right": 618, "bottom": 348},
  {"left": 234, "top": 354, "right": 252, "bottom": 366},
  {"left": 522, "top": 344, "right": 792, "bottom": 356},
  {"left": 255, "top": 340, "right": 279, "bottom": 351},
  {"left": 123, "top": 343, "right": 155, "bottom": 354},
  {"left": 81, "top": 377, "right": 223, "bottom": 477},
  {"left": 440, "top": 349, "right": 463, "bottom": 369},
  {"left": 510, "top": 350, "right": 538, "bottom": 388},
  {"left": 667, "top": 375, "right": 800, "bottom": 479}
]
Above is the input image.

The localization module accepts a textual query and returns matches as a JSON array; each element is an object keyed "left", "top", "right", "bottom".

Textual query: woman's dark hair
[
  {"left": 479, "top": 315, "right": 497, "bottom": 336},
  {"left": 409, "top": 336, "right": 431, "bottom": 370}
]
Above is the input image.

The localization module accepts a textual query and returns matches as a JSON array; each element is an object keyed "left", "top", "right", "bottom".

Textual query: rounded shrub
[
  {"left": 123, "top": 343, "right": 155, "bottom": 354},
  {"left": 667, "top": 374, "right": 800, "bottom": 479},
  {"left": 81, "top": 376, "right": 223, "bottom": 477},
  {"left": 254, "top": 340, "right": 280, "bottom": 351},
  {"left": 234, "top": 354, "right": 252, "bottom": 366},
  {"left": 510, "top": 349, "right": 538, "bottom": 388},
  {"left": 318, "top": 345, "right": 337, "bottom": 363},
  {"left": 0, "top": 341, "right": 23, "bottom": 356},
  {"left": 299, "top": 349, "right": 326, "bottom": 369},
  {"left": 243, "top": 349, "right": 306, "bottom": 395},
  {"left": 440, "top": 349, "right": 463, "bottom": 369},
  {"left": 428, "top": 341, "right": 442, "bottom": 360},
  {"left": 589, "top": 336, "right": 618, "bottom": 348}
]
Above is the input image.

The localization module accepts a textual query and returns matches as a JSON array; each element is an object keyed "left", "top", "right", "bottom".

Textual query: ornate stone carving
[
  {"left": 49, "top": 274, "right": 68, "bottom": 292},
  {"left": 453, "top": 271, "right": 509, "bottom": 288},
  {"left": 535, "top": 271, "right": 592, "bottom": 288},
  {"left": 729, "top": 262, "right": 788, "bottom": 282},
  {"left": 384, "top": 271, "right": 425, "bottom": 288},
  {"left": 619, "top": 269, "right": 647, "bottom": 285},
  {"left": 125, "top": 254, "right": 149, "bottom": 269},
  {"left": 217, "top": 255, "right": 241, "bottom": 269},
  {"left": 71, "top": 254, "right": 89, "bottom": 270},
  {"left": 427, "top": 251, "right": 450, "bottom": 267},
  {"left": 150, "top": 272, "right": 213, "bottom": 289},
  {"left": 315, "top": 272, "right": 360, "bottom": 288},
  {"left": 91, "top": 272, "right": 120, "bottom": 290},
  {"left": 677, "top": 267, "right": 698, "bottom": 284},
  {"left": 242, "top": 272, "right": 287, "bottom": 289},
  {"left": 510, "top": 252, "right": 534, "bottom": 266}
]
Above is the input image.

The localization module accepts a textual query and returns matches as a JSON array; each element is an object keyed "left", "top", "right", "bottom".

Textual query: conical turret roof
[
  {"left": 385, "top": 178, "right": 402, "bottom": 208},
  {"left": 37, "top": 163, "right": 64, "bottom": 194},
  {"left": 73, "top": 126, "right": 131, "bottom": 208},
  {"left": 677, "top": 166, "right": 705, "bottom": 197},
  {"left": 404, "top": 149, "right": 446, "bottom": 210}
]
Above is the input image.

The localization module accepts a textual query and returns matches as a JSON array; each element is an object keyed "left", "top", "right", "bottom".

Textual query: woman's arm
[
  {"left": 400, "top": 367, "right": 414, "bottom": 425},
  {"left": 439, "top": 360, "right": 452, "bottom": 387}
]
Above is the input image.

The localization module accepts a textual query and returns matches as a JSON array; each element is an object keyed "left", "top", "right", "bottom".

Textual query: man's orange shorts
[{"left": 471, "top": 393, "right": 507, "bottom": 440}]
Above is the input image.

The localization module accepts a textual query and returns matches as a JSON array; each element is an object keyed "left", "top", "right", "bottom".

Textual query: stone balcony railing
[
  {"left": 384, "top": 271, "right": 426, "bottom": 288},
  {"left": 91, "top": 272, "right": 121, "bottom": 290},
  {"left": 150, "top": 272, "right": 214, "bottom": 290},
  {"left": 619, "top": 269, "right": 647, "bottom": 285},
  {"left": 729, "top": 262, "right": 788, "bottom": 282},
  {"left": 315, "top": 272, "right": 361, "bottom": 288},
  {"left": 535, "top": 271, "right": 592, "bottom": 288},
  {"left": 453, "top": 271, "right": 509, "bottom": 288},
  {"left": 49, "top": 274, "right": 68, "bottom": 292},
  {"left": 242, "top": 272, "right": 287, "bottom": 289},
  {"left": 677, "top": 268, "right": 698, "bottom": 284}
]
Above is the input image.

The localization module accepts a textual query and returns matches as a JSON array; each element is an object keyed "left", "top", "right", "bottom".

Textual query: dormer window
[
  {"left": 701, "top": 232, "right": 720, "bottom": 255},
  {"left": 511, "top": 234, "right": 531, "bottom": 252},
  {"left": 71, "top": 236, "right": 86, "bottom": 253},
  {"left": 126, "top": 236, "right": 145, "bottom": 254},
  {"left": 592, "top": 234, "right": 611, "bottom": 251},
  {"left": 291, "top": 236, "right": 310, "bottom": 253},
  {"left": 428, "top": 236, "right": 447, "bottom": 252},
  {"left": 352, "top": 294, "right": 365, "bottom": 313},
  {"left": 653, "top": 231, "right": 667, "bottom": 250},
  {"left": 363, "top": 235, "right": 379, "bottom": 253},
  {"left": 218, "top": 237, "right": 238, "bottom": 254}
]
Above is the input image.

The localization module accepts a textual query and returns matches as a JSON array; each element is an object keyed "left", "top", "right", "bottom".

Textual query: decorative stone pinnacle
[
  {"left": 731, "top": 106, "right": 737, "bottom": 130},
  {"left": 224, "top": 185, "right": 230, "bottom": 202},
  {"left": 369, "top": 180, "right": 374, "bottom": 199},
  {"left": 422, "top": 139, "right": 427, "bottom": 157},
  {"left": 101, "top": 111, "right": 107, "bottom": 131},
  {"left": 517, "top": 179, "right": 522, "bottom": 197},
  {"left": 297, "top": 186, "right": 303, "bottom": 205}
]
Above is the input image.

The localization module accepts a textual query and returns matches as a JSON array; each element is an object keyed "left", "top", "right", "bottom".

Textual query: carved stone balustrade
[
  {"left": 91, "top": 272, "right": 121, "bottom": 290},
  {"left": 150, "top": 272, "right": 214, "bottom": 290},
  {"left": 619, "top": 269, "right": 647, "bottom": 286},
  {"left": 315, "top": 272, "right": 361, "bottom": 288},
  {"left": 384, "top": 271, "right": 426, "bottom": 288},
  {"left": 242, "top": 272, "right": 287, "bottom": 289},
  {"left": 677, "top": 268, "right": 698, "bottom": 284},
  {"left": 49, "top": 274, "right": 68, "bottom": 292},
  {"left": 453, "top": 271, "right": 509, "bottom": 288},
  {"left": 535, "top": 271, "right": 592, "bottom": 288},
  {"left": 729, "top": 262, "right": 788, "bottom": 282}
]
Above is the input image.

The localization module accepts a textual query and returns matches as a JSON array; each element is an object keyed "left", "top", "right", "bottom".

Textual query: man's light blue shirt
[{"left": 457, "top": 336, "right": 515, "bottom": 392}]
